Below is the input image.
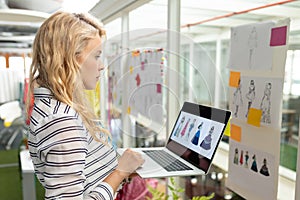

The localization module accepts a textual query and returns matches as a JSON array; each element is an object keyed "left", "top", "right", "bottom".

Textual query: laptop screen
[{"left": 166, "top": 102, "right": 231, "bottom": 173}]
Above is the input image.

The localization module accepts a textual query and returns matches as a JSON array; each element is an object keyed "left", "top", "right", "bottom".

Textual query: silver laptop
[{"left": 117, "top": 102, "right": 231, "bottom": 178}]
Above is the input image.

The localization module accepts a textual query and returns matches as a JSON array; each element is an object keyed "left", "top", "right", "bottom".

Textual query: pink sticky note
[
  {"left": 156, "top": 84, "right": 162, "bottom": 93},
  {"left": 270, "top": 26, "right": 287, "bottom": 46}
]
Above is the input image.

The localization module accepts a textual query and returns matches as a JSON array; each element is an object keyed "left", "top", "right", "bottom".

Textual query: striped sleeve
[{"left": 34, "top": 114, "right": 114, "bottom": 200}]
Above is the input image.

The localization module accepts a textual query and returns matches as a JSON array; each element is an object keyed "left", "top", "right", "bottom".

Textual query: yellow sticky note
[
  {"left": 247, "top": 108, "right": 262, "bottom": 127},
  {"left": 127, "top": 106, "right": 131, "bottom": 114},
  {"left": 224, "top": 119, "right": 231, "bottom": 136},
  {"left": 229, "top": 71, "right": 241, "bottom": 88},
  {"left": 230, "top": 123, "right": 241, "bottom": 142},
  {"left": 129, "top": 66, "right": 134, "bottom": 74}
]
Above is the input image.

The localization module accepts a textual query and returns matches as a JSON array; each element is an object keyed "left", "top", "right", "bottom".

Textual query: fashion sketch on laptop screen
[
  {"left": 165, "top": 102, "right": 231, "bottom": 174},
  {"left": 117, "top": 102, "right": 231, "bottom": 178}
]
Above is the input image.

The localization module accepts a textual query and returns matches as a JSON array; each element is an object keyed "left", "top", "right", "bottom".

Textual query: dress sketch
[
  {"left": 234, "top": 148, "right": 239, "bottom": 164},
  {"left": 260, "top": 82, "right": 272, "bottom": 124},
  {"left": 174, "top": 116, "right": 185, "bottom": 137},
  {"left": 245, "top": 80, "right": 255, "bottom": 117},
  {"left": 239, "top": 150, "right": 244, "bottom": 165},
  {"left": 259, "top": 158, "right": 270, "bottom": 176},
  {"left": 244, "top": 151, "right": 249, "bottom": 168},
  {"left": 191, "top": 122, "right": 203, "bottom": 145},
  {"left": 180, "top": 118, "right": 190, "bottom": 137},
  {"left": 233, "top": 79, "right": 243, "bottom": 118},
  {"left": 248, "top": 26, "right": 257, "bottom": 69},
  {"left": 186, "top": 119, "right": 196, "bottom": 141},
  {"left": 200, "top": 126, "right": 214, "bottom": 150},
  {"left": 251, "top": 154, "right": 258, "bottom": 172}
]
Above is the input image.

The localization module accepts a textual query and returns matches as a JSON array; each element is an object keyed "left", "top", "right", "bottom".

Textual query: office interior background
[{"left": 0, "top": 0, "right": 300, "bottom": 199}]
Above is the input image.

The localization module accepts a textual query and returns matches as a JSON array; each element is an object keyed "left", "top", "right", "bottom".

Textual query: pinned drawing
[
  {"left": 228, "top": 140, "right": 277, "bottom": 199},
  {"left": 126, "top": 49, "right": 164, "bottom": 123},
  {"left": 244, "top": 151, "right": 249, "bottom": 168},
  {"left": 251, "top": 154, "right": 258, "bottom": 172},
  {"left": 227, "top": 21, "right": 274, "bottom": 70},
  {"left": 234, "top": 148, "right": 239, "bottom": 164},
  {"left": 240, "top": 150, "right": 244, "bottom": 165},
  {"left": 260, "top": 82, "right": 272, "bottom": 124},
  {"left": 248, "top": 26, "right": 258, "bottom": 69},
  {"left": 233, "top": 79, "right": 243, "bottom": 118},
  {"left": 230, "top": 76, "right": 282, "bottom": 128},
  {"left": 260, "top": 158, "right": 270, "bottom": 176},
  {"left": 245, "top": 79, "right": 256, "bottom": 118}
]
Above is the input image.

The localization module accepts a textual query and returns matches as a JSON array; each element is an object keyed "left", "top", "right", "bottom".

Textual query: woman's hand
[
  {"left": 103, "top": 149, "right": 144, "bottom": 192},
  {"left": 116, "top": 149, "right": 145, "bottom": 178}
]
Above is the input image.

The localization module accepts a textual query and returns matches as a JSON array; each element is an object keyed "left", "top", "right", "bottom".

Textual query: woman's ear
[{"left": 75, "top": 53, "right": 82, "bottom": 65}]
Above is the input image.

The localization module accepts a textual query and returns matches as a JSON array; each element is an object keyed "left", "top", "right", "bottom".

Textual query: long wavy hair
[{"left": 27, "top": 11, "right": 111, "bottom": 143}]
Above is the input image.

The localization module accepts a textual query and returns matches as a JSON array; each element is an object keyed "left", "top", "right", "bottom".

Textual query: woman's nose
[{"left": 98, "top": 63, "right": 104, "bottom": 71}]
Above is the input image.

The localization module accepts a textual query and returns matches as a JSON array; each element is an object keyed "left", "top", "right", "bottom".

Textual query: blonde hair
[{"left": 27, "top": 11, "right": 110, "bottom": 143}]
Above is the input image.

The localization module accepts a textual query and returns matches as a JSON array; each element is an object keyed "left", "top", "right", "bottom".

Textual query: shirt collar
[{"left": 33, "top": 87, "right": 53, "bottom": 99}]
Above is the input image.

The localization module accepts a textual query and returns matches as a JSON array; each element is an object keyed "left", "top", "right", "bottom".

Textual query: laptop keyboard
[{"left": 142, "top": 150, "right": 193, "bottom": 172}]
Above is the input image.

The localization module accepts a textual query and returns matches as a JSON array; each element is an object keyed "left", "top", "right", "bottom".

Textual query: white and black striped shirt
[{"left": 28, "top": 87, "right": 118, "bottom": 200}]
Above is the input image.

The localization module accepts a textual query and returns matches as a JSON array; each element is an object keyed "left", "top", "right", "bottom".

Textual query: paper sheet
[
  {"left": 228, "top": 21, "right": 275, "bottom": 70},
  {"left": 229, "top": 75, "right": 283, "bottom": 129}
]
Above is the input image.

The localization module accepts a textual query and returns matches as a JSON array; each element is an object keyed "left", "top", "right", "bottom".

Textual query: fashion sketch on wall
[
  {"left": 248, "top": 26, "right": 258, "bottom": 69},
  {"left": 228, "top": 140, "right": 275, "bottom": 200},
  {"left": 233, "top": 79, "right": 243, "bottom": 118},
  {"left": 230, "top": 76, "right": 282, "bottom": 128},
  {"left": 260, "top": 82, "right": 272, "bottom": 124},
  {"left": 245, "top": 79, "right": 256, "bottom": 118},
  {"left": 228, "top": 21, "right": 274, "bottom": 70}
]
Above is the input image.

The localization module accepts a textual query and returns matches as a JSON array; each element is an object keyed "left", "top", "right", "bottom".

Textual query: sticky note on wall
[
  {"left": 127, "top": 106, "right": 131, "bottom": 114},
  {"left": 247, "top": 108, "right": 262, "bottom": 127},
  {"left": 231, "top": 124, "right": 241, "bottom": 142},
  {"left": 229, "top": 71, "right": 241, "bottom": 88},
  {"left": 270, "top": 26, "right": 287, "bottom": 46},
  {"left": 157, "top": 84, "right": 162, "bottom": 93},
  {"left": 130, "top": 66, "right": 134, "bottom": 74}
]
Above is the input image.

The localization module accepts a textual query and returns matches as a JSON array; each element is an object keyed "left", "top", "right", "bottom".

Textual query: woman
[{"left": 26, "top": 11, "right": 144, "bottom": 199}]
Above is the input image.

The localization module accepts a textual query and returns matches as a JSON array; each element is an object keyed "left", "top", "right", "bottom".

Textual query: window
[
  {"left": 0, "top": 56, "right": 5, "bottom": 69},
  {"left": 284, "top": 50, "right": 300, "bottom": 96}
]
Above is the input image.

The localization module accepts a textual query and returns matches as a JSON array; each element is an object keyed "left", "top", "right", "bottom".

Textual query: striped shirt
[{"left": 28, "top": 87, "right": 118, "bottom": 200}]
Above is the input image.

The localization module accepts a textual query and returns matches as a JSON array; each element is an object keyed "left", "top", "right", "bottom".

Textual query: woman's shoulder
[
  {"left": 31, "top": 89, "right": 82, "bottom": 129},
  {"left": 33, "top": 87, "right": 78, "bottom": 118}
]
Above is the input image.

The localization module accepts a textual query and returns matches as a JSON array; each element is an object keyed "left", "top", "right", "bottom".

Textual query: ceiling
[
  {"left": 92, "top": 0, "right": 300, "bottom": 45},
  {"left": 1, "top": 0, "right": 300, "bottom": 53},
  {"left": 0, "top": 0, "right": 99, "bottom": 53}
]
